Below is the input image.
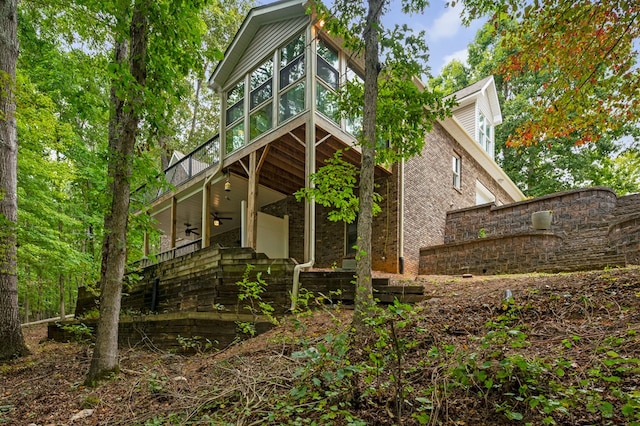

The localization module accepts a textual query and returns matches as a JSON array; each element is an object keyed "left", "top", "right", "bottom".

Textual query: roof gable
[
  {"left": 450, "top": 75, "right": 502, "bottom": 125},
  {"left": 208, "top": 0, "right": 308, "bottom": 91}
]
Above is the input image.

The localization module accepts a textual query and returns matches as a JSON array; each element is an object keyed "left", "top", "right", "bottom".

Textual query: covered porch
[{"left": 138, "top": 113, "right": 387, "bottom": 268}]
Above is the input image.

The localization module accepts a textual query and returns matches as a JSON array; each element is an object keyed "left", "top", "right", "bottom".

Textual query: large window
[
  {"left": 226, "top": 81, "right": 245, "bottom": 154},
  {"left": 344, "top": 64, "right": 363, "bottom": 137},
  {"left": 477, "top": 111, "right": 494, "bottom": 158},
  {"left": 316, "top": 40, "right": 340, "bottom": 123},
  {"left": 224, "top": 33, "right": 308, "bottom": 156},
  {"left": 345, "top": 219, "right": 358, "bottom": 256},
  {"left": 279, "top": 34, "right": 306, "bottom": 123},
  {"left": 452, "top": 154, "right": 461, "bottom": 190},
  {"left": 249, "top": 60, "right": 273, "bottom": 140}
]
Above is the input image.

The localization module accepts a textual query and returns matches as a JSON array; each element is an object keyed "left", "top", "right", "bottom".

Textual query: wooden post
[
  {"left": 246, "top": 151, "right": 258, "bottom": 249},
  {"left": 202, "top": 183, "right": 211, "bottom": 248},
  {"left": 170, "top": 197, "right": 177, "bottom": 249}
]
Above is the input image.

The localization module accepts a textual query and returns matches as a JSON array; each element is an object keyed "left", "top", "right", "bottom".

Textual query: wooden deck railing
[
  {"left": 138, "top": 239, "right": 202, "bottom": 268},
  {"left": 135, "top": 134, "right": 220, "bottom": 205}
]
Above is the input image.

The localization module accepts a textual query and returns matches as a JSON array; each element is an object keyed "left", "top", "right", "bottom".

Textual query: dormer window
[{"left": 477, "top": 111, "right": 494, "bottom": 158}]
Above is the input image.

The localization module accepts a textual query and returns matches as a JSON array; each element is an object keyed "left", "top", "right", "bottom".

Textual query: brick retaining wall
[{"left": 420, "top": 187, "right": 638, "bottom": 275}]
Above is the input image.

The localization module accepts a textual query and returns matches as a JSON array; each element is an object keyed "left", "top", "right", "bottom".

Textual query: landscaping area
[{"left": 2, "top": 267, "right": 639, "bottom": 425}]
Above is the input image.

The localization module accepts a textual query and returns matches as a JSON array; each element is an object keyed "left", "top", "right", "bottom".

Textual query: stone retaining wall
[{"left": 420, "top": 187, "right": 638, "bottom": 275}]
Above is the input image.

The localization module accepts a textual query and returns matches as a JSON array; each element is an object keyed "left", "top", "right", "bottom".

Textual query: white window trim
[
  {"left": 452, "top": 153, "right": 461, "bottom": 190},
  {"left": 476, "top": 106, "right": 494, "bottom": 159}
]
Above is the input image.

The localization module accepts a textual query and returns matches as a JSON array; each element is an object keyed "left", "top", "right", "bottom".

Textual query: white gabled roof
[
  {"left": 449, "top": 75, "right": 502, "bottom": 125},
  {"left": 208, "top": 0, "right": 307, "bottom": 91}
]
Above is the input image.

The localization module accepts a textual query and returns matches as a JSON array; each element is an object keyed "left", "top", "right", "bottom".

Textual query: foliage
[
  {"left": 60, "top": 323, "right": 94, "bottom": 342},
  {"left": 235, "top": 264, "right": 278, "bottom": 337},
  {"left": 176, "top": 335, "right": 215, "bottom": 354},
  {"left": 462, "top": 0, "right": 639, "bottom": 148},
  {"left": 433, "top": 16, "right": 640, "bottom": 196},
  {"left": 295, "top": 150, "right": 381, "bottom": 223}
]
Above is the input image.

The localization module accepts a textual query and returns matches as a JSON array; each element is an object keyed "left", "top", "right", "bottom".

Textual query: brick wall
[
  {"left": 420, "top": 187, "right": 638, "bottom": 275},
  {"left": 261, "top": 172, "right": 400, "bottom": 273},
  {"left": 403, "top": 123, "right": 517, "bottom": 274}
]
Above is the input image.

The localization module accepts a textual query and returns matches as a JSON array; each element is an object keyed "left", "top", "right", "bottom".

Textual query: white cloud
[
  {"left": 441, "top": 48, "right": 468, "bottom": 70},
  {"left": 428, "top": 3, "right": 464, "bottom": 41}
]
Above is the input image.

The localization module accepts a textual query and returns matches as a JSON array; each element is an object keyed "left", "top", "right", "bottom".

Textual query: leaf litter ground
[{"left": 2, "top": 267, "right": 639, "bottom": 425}]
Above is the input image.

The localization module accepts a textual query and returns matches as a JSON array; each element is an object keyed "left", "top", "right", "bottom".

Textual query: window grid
[
  {"left": 452, "top": 154, "right": 461, "bottom": 189},
  {"left": 224, "top": 32, "right": 308, "bottom": 155}
]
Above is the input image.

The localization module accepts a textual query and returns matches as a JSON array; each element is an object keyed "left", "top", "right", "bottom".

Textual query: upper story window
[
  {"left": 224, "top": 32, "right": 307, "bottom": 156},
  {"left": 315, "top": 38, "right": 365, "bottom": 136},
  {"left": 477, "top": 111, "right": 494, "bottom": 158},
  {"left": 452, "top": 154, "right": 461, "bottom": 190},
  {"left": 344, "top": 64, "right": 363, "bottom": 137},
  {"left": 226, "top": 81, "right": 245, "bottom": 154},
  {"left": 249, "top": 59, "right": 274, "bottom": 140},
  {"left": 279, "top": 34, "right": 306, "bottom": 123},
  {"left": 316, "top": 39, "right": 340, "bottom": 122}
]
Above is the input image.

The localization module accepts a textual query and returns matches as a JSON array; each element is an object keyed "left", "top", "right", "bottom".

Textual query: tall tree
[
  {"left": 86, "top": 0, "right": 149, "bottom": 383},
  {"left": 309, "top": 1, "right": 453, "bottom": 331},
  {"left": 86, "top": 0, "right": 208, "bottom": 384},
  {"left": 0, "top": 0, "right": 29, "bottom": 360}
]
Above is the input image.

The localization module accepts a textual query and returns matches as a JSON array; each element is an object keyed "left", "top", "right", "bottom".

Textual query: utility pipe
[{"left": 290, "top": 198, "right": 315, "bottom": 311}]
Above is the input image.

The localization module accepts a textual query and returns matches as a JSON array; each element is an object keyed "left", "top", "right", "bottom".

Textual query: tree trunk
[
  {"left": 0, "top": 0, "right": 29, "bottom": 360},
  {"left": 23, "top": 289, "right": 29, "bottom": 324},
  {"left": 58, "top": 222, "right": 65, "bottom": 319},
  {"left": 353, "top": 0, "right": 382, "bottom": 331},
  {"left": 86, "top": 0, "right": 149, "bottom": 385},
  {"left": 59, "top": 273, "right": 65, "bottom": 320}
]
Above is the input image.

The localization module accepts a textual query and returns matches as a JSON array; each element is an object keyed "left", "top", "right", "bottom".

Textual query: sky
[
  {"left": 255, "top": 0, "right": 487, "bottom": 77},
  {"left": 383, "top": 0, "right": 486, "bottom": 76}
]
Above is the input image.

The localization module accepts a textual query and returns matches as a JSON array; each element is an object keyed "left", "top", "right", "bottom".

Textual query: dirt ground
[{"left": 2, "top": 267, "right": 639, "bottom": 425}]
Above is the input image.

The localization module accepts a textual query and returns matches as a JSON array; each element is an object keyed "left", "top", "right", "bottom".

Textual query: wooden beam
[
  {"left": 143, "top": 231, "right": 149, "bottom": 257},
  {"left": 256, "top": 145, "right": 270, "bottom": 174},
  {"left": 246, "top": 151, "right": 258, "bottom": 249}
]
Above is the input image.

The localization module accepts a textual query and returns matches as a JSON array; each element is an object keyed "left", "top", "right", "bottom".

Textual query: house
[{"left": 139, "top": 0, "right": 523, "bottom": 275}]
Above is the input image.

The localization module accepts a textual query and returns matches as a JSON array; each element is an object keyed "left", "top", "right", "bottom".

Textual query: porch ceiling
[
  {"left": 226, "top": 123, "right": 388, "bottom": 196},
  {"left": 148, "top": 121, "right": 391, "bottom": 248}
]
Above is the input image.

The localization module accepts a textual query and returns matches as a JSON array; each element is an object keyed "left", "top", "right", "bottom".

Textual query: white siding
[
  {"left": 453, "top": 103, "right": 475, "bottom": 137},
  {"left": 477, "top": 97, "right": 493, "bottom": 126},
  {"left": 226, "top": 16, "right": 308, "bottom": 87}
]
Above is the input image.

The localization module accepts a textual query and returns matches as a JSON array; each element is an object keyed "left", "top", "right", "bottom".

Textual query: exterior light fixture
[
  {"left": 213, "top": 218, "right": 220, "bottom": 227},
  {"left": 224, "top": 169, "right": 231, "bottom": 192}
]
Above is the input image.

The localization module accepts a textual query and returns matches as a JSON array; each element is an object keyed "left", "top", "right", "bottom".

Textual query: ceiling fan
[
  {"left": 211, "top": 212, "right": 232, "bottom": 227},
  {"left": 184, "top": 223, "right": 199, "bottom": 236}
]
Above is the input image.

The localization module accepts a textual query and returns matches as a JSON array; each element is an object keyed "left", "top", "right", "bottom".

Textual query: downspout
[
  {"left": 290, "top": 23, "right": 316, "bottom": 312},
  {"left": 398, "top": 158, "right": 405, "bottom": 274},
  {"left": 290, "top": 198, "right": 314, "bottom": 311}
]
